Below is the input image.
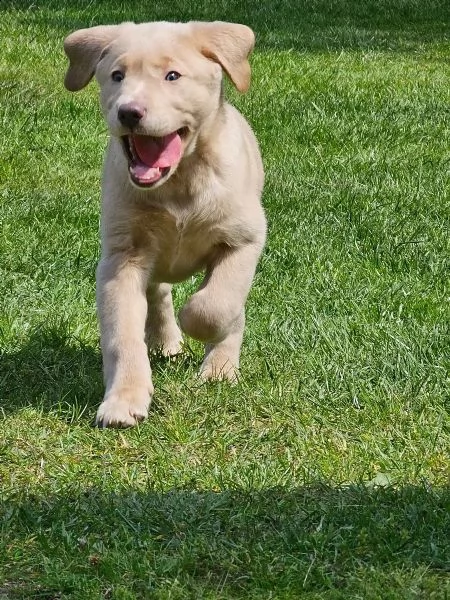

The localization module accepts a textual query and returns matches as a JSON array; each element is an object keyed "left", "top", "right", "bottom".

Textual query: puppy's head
[{"left": 64, "top": 21, "right": 254, "bottom": 190}]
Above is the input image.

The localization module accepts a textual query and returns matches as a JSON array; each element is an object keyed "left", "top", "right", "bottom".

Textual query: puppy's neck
[{"left": 188, "top": 100, "right": 228, "bottom": 165}]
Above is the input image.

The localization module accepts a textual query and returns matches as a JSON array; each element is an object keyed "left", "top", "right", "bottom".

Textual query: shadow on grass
[
  {"left": 0, "top": 325, "right": 201, "bottom": 421},
  {"left": 1, "top": 483, "right": 449, "bottom": 597},
  {"left": 1, "top": 0, "right": 449, "bottom": 52},
  {"left": 0, "top": 325, "right": 103, "bottom": 420}
]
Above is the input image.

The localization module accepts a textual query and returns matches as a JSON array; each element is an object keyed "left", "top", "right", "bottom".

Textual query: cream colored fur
[{"left": 64, "top": 21, "right": 266, "bottom": 427}]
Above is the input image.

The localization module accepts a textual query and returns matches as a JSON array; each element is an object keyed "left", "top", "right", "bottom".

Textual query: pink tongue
[
  {"left": 131, "top": 164, "right": 163, "bottom": 183},
  {"left": 133, "top": 132, "right": 182, "bottom": 168}
]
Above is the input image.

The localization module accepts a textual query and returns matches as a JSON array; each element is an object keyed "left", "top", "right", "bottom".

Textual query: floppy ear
[
  {"left": 191, "top": 21, "right": 255, "bottom": 92},
  {"left": 64, "top": 25, "right": 121, "bottom": 91}
]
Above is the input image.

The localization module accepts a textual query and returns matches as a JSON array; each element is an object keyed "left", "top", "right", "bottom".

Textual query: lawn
[{"left": 0, "top": 0, "right": 449, "bottom": 598}]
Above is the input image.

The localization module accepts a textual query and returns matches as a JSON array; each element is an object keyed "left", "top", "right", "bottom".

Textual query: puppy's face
[
  {"left": 97, "top": 25, "right": 221, "bottom": 188},
  {"left": 64, "top": 22, "right": 254, "bottom": 190}
]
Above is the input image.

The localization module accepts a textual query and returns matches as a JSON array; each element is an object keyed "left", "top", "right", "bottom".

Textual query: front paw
[{"left": 95, "top": 386, "right": 152, "bottom": 428}]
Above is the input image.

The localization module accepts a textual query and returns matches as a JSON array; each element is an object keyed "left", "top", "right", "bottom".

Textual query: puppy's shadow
[
  {"left": 0, "top": 325, "right": 104, "bottom": 420},
  {"left": 0, "top": 325, "right": 202, "bottom": 422}
]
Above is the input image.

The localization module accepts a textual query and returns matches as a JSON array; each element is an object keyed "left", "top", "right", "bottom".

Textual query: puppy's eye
[
  {"left": 111, "top": 70, "right": 124, "bottom": 83},
  {"left": 165, "top": 71, "right": 181, "bottom": 82}
]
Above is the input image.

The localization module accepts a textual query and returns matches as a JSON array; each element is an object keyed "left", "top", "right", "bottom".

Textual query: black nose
[{"left": 118, "top": 102, "right": 146, "bottom": 129}]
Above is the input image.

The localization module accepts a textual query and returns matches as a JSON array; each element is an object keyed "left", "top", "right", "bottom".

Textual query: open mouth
[{"left": 121, "top": 128, "right": 188, "bottom": 187}]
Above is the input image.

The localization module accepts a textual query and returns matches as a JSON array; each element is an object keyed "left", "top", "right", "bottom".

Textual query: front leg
[
  {"left": 179, "top": 242, "right": 263, "bottom": 381},
  {"left": 95, "top": 254, "right": 153, "bottom": 427},
  {"left": 200, "top": 309, "right": 245, "bottom": 382}
]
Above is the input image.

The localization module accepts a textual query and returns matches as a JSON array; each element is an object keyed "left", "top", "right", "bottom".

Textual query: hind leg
[{"left": 146, "top": 282, "right": 183, "bottom": 357}]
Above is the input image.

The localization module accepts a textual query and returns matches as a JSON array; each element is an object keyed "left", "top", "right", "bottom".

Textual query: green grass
[{"left": 0, "top": 0, "right": 449, "bottom": 598}]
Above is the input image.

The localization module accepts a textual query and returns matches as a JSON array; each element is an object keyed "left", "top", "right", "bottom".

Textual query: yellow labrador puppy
[{"left": 64, "top": 21, "right": 266, "bottom": 427}]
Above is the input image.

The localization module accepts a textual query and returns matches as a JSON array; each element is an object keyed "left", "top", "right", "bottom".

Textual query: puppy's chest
[{"left": 136, "top": 209, "right": 226, "bottom": 282}]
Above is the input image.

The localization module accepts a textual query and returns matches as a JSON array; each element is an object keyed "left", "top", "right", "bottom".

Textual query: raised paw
[{"left": 95, "top": 386, "right": 152, "bottom": 428}]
